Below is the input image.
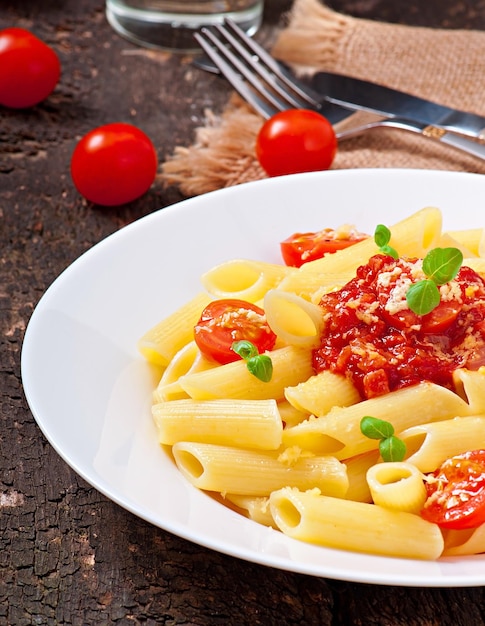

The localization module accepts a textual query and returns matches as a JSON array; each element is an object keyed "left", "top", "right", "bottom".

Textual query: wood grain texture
[{"left": 2, "top": 1, "right": 485, "bottom": 624}]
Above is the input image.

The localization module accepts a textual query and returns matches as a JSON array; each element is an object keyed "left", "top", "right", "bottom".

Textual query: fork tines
[{"left": 194, "top": 18, "right": 321, "bottom": 119}]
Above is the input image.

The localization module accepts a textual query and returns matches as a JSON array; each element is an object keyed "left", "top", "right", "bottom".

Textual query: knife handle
[
  {"left": 436, "top": 128, "right": 485, "bottom": 161},
  {"left": 337, "top": 118, "right": 485, "bottom": 162}
]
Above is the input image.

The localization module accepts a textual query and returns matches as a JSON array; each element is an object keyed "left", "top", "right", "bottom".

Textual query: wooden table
[{"left": 2, "top": 1, "right": 485, "bottom": 624}]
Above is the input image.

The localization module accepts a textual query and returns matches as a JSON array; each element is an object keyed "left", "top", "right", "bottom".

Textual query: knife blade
[{"left": 311, "top": 71, "right": 485, "bottom": 140}]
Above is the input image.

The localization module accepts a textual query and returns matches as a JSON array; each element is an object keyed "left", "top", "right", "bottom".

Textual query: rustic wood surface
[{"left": 2, "top": 1, "right": 485, "bottom": 624}]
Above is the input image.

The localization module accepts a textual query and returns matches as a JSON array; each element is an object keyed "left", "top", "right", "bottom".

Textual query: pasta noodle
[
  {"left": 152, "top": 398, "right": 283, "bottom": 449},
  {"left": 172, "top": 442, "right": 349, "bottom": 497},
  {"left": 281, "top": 383, "right": 472, "bottom": 460},
  {"left": 178, "top": 345, "right": 313, "bottom": 401},
  {"left": 138, "top": 292, "right": 212, "bottom": 367},
  {"left": 399, "top": 415, "right": 485, "bottom": 473},
  {"left": 224, "top": 494, "right": 277, "bottom": 528},
  {"left": 269, "top": 487, "right": 444, "bottom": 560},
  {"left": 284, "top": 370, "right": 361, "bottom": 418},
  {"left": 201, "top": 259, "right": 292, "bottom": 302},
  {"left": 366, "top": 462, "right": 427, "bottom": 514}
]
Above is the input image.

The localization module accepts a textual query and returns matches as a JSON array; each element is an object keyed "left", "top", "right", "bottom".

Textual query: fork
[{"left": 194, "top": 19, "right": 485, "bottom": 162}]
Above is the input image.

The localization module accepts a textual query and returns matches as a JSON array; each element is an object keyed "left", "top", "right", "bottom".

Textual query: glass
[{"left": 106, "top": 0, "right": 264, "bottom": 52}]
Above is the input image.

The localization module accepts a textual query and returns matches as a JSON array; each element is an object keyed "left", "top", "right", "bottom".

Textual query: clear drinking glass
[{"left": 106, "top": 0, "right": 264, "bottom": 52}]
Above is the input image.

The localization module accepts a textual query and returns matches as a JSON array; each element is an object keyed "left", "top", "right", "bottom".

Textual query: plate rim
[{"left": 21, "top": 168, "right": 485, "bottom": 587}]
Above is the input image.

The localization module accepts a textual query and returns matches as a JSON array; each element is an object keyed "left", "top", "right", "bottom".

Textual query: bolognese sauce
[{"left": 313, "top": 254, "right": 485, "bottom": 399}]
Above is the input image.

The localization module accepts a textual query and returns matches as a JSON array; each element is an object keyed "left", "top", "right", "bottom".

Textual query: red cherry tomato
[
  {"left": 70, "top": 123, "right": 158, "bottom": 206},
  {"left": 194, "top": 299, "right": 277, "bottom": 365},
  {"left": 281, "top": 227, "right": 368, "bottom": 267},
  {"left": 420, "top": 300, "right": 462, "bottom": 334},
  {"left": 376, "top": 257, "right": 463, "bottom": 334},
  {"left": 0, "top": 27, "right": 60, "bottom": 108},
  {"left": 255, "top": 109, "right": 337, "bottom": 177},
  {"left": 421, "top": 450, "right": 485, "bottom": 530}
]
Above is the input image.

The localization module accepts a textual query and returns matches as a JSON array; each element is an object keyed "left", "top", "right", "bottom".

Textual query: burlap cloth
[{"left": 159, "top": 0, "right": 485, "bottom": 196}]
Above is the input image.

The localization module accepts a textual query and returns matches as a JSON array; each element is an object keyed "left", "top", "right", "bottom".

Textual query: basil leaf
[
  {"left": 379, "top": 436, "right": 407, "bottom": 463},
  {"left": 422, "top": 247, "right": 463, "bottom": 285},
  {"left": 406, "top": 279, "right": 440, "bottom": 316},
  {"left": 246, "top": 354, "right": 273, "bottom": 382},
  {"left": 360, "top": 416, "right": 394, "bottom": 440},
  {"left": 232, "top": 340, "right": 258, "bottom": 360},
  {"left": 379, "top": 244, "right": 399, "bottom": 259},
  {"left": 374, "top": 224, "right": 391, "bottom": 248}
]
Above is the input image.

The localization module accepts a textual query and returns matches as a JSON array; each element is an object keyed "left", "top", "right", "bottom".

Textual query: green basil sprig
[
  {"left": 231, "top": 340, "right": 273, "bottom": 382},
  {"left": 360, "top": 416, "right": 406, "bottom": 462},
  {"left": 374, "top": 224, "right": 398, "bottom": 259},
  {"left": 375, "top": 224, "right": 463, "bottom": 317},
  {"left": 405, "top": 247, "right": 463, "bottom": 316}
]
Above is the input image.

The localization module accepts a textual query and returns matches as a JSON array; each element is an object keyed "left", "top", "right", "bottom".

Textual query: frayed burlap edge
[
  {"left": 271, "top": 0, "right": 351, "bottom": 72},
  {"left": 159, "top": 97, "right": 266, "bottom": 196}
]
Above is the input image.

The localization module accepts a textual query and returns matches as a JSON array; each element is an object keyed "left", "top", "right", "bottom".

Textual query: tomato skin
[
  {"left": 256, "top": 109, "right": 337, "bottom": 177},
  {"left": 70, "top": 123, "right": 158, "bottom": 206},
  {"left": 421, "top": 450, "right": 485, "bottom": 530},
  {"left": 281, "top": 228, "right": 368, "bottom": 267},
  {"left": 194, "top": 299, "right": 277, "bottom": 365},
  {"left": 0, "top": 28, "right": 60, "bottom": 108}
]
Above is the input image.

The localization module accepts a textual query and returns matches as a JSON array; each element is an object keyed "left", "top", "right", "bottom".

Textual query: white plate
[{"left": 21, "top": 169, "right": 485, "bottom": 587}]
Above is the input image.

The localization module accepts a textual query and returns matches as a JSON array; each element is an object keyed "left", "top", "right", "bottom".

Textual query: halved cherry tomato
[
  {"left": 281, "top": 227, "right": 368, "bottom": 267},
  {"left": 70, "top": 123, "right": 158, "bottom": 206},
  {"left": 421, "top": 450, "right": 485, "bottom": 530},
  {"left": 255, "top": 109, "right": 337, "bottom": 177},
  {"left": 194, "top": 299, "right": 277, "bottom": 365},
  {"left": 0, "top": 27, "right": 60, "bottom": 108},
  {"left": 381, "top": 299, "right": 462, "bottom": 334},
  {"left": 420, "top": 300, "right": 462, "bottom": 334}
]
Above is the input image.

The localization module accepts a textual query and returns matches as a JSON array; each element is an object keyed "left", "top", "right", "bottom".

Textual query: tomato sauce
[{"left": 313, "top": 254, "right": 485, "bottom": 399}]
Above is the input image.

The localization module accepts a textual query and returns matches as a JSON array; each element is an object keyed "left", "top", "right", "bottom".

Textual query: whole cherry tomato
[
  {"left": 421, "top": 450, "right": 485, "bottom": 530},
  {"left": 70, "top": 123, "right": 158, "bottom": 206},
  {"left": 194, "top": 299, "right": 277, "bottom": 365},
  {"left": 0, "top": 27, "right": 61, "bottom": 108},
  {"left": 255, "top": 109, "right": 337, "bottom": 177},
  {"left": 281, "top": 227, "right": 368, "bottom": 267}
]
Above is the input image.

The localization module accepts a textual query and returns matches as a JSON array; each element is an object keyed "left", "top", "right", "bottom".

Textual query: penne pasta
[
  {"left": 343, "top": 450, "right": 380, "bottom": 503},
  {"left": 284, "top": 370, "right": 361, "bottom": 418},
  {"left": 153, "top": 341, "right": 216, "bottom": 402},
  {"left": 400, "top": 416, "right": 485, "bottom": 473},
  {"left": 138, "top": 292, "right": 212, "bottom": 367},
  {"left": 366, "top": 462, "right": 427, "bottom": 514},
  {"left": 444, "top": 228, "right": 485, "bottom": 257},
  {"left": 264, "top": 289, "right": 324, "bottom": 347},
  {"left": 276, "top": 400, "right": 309, "bottom": 428},
  {"left": 436, "top": 232, "right": 477, "bottom": 258},
  {"left": 276, "top": 269, "right": 354, "bottom": 302},
  {"left": 442, "top": 525, "right": 485, "bottom": 557},
  {"left": 282, "top": 383, "right": 473, "bottom": 460},
  {"left": 172, "top": 442, "right": 349, "bottom": 497},
  {"left": 269, "top": 487, "right": 444, "bottom": 560},
  {"left": 296, "top": 206, "right": 442, "bottom": 277},
  {"left": 224, "top": 494, "right": 277, "bottom": 528},
  {"left": 152, "top": 398, "right": 283, "bottom": 450},
  {"left": 178, "top": 345, "right": 314, "bottom": 401},
  {"left": 201, "top": 259, "right": 292, "bottom": 303},
  {"left": 453, "top": 368, "right": 485, "bottom": 414}
]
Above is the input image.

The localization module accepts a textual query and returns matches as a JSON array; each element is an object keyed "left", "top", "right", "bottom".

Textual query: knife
[{"left": 311, "top": 71, "right": 485, "bottom": 140}]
